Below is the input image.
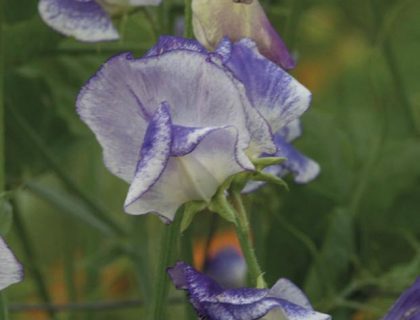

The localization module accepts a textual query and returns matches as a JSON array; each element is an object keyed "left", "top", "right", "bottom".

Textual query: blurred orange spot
[{"left": 193, "top": 229, "right": 242, "bottom": 270}]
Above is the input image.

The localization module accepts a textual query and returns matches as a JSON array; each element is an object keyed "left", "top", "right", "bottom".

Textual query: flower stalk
[
  {"left": 214, "top": 186, "right": 266, "bottom": 288},
  {"left": 0, "top": 3, "right": 8, "bottom": 317},
  {"left": 149, "top": 211, "right": 182, "bottom": 320},
  {"left": 231, "top": 191, "right": 266, "bottom": 288}
]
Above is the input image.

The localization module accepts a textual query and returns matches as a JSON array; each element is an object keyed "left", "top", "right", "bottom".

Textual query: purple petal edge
[
  {"left": 167, "top": 262, "right": 330, "bottom": 320},
  {"left": 38, "top": 0, "right": 119, "bottom": 42},
  {"left": 124, "top": 102, "right": 172, "bottom": 209},
  {"left": 383, "top": 278, "right": 420, "bottom": 320}
]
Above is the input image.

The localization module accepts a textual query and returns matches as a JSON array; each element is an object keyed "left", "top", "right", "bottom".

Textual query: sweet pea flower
[
  {"left": 0, "top": 237, "right": 23, "bottom": 291},
  {"left": 77, "top": 36, "right": 317, "bottom": 221},
  {"left": 77, "top": 36, "right": 275, "bottom": 221},
  {"left": 148, "top": 36, "right": 319, "bottom": 189},
  {"left": 382, "top": 277, "right": 420, "bottom": 320},
  {"left": 168, "top": 261, "right": 331, "bottom": 320},
  {"left": 192, "top": 0, "right": 295, "bottom": 70},
  {"left": 38, "top": 0, "right": 161, "bottom": 42}
]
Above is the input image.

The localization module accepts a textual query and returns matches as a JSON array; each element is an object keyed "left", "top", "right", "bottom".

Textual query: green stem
[
  {"left": 181, "top": 228, "right": 197, "bottom": 320},
  {"left": 7, "top": 105, "right": 126, "bottom": 237},
  {"left": 0, "top": 5, "right": 8, "bottom": 319},
  {"left": 232, "top": 192, "right": 265, "bottom": 287},
  {"left": 0, "top": 293, "right": 8, "bottom": 320},
  {"left": 219, "top": 191, "right": 265, "bottom": 287},
  {"left": 184, "top": 0, "right": 193, "bottom": 38},
  {"left": 11, "top": 198, "right": 57, "bottom": 320},
  {"left": 382, "top": 41, "right": 418, "bottom": 134},
  {"left": 149, "top": 212, "right": 182, "bottom": 320},
  {"left": 370, "top": 0, "right": 418, "bottom": 135}
]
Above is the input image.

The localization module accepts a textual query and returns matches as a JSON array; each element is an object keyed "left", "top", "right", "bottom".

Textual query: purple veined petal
[
  {"left": 276, "top": 119, "right": 302, "bottom": 143},
  {"left": 168, "top": 261, "right": 224, "bottom": 296},
  {"left": 0, "top": 237, "right": 23, "bottom": 291},
  {"left": 38, "top": 0, "right": 119, "bottom": 42},
  {"left": 168, "top": 262, "right": 330, "bottom": 320},
  {"left": 125, "top": 125, "right": 253, "bottom": 221},
  {"left": 219, "top": 38, "right": 311, "bottom": 134},
  {"left": 269, "top": 279, "right": 313, "bottom": 310},
  {"left": 171, "top": 125, "right": 222, "bottom": 157},
  {"left": 145, "top": 36, "right": 207, "bottom": 58},
  {"left": 192, "top": 0, "right": 295, "bottom": 69},
  {"left": 77, "top": 53, "right": 149, "bottom": 183},
  {"left": 382, "top": 278, "right": 420, "bottom": 320},
  {"left": 144, "top": 36, "right": 275, "bottom": 157},
  {"left": 273, "top": 133, "right": 320, "bottom": 184},
  {"left": 78, "top": 49, "right": 260, "bottom": 184},
  {"left": 124, "top": 102, "right": 172, "bottom": 211}
]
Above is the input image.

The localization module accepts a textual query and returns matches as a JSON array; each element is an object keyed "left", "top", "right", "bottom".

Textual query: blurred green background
[{"left": 1, "top": 0, "right": 420, "bottom": 319}]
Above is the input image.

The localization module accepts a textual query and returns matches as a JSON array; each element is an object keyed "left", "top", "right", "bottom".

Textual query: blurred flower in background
[
  {"left": 192, "top": 0, "right": 295, "bottom": 69},
  {"left": 0, "top": 237, "right": 23, "bottom": 291},
  {"left": 38, "top": 0, "right": 161, "bottom": 42},
  {"left": 382, "top": 277, "right": 420, "bottom": 320},
  {"left": 168, "top": 261, "right": 331, "bottom": 320},
  {"left": 194, "top": 229, "right": 247, "bottom": 288}
]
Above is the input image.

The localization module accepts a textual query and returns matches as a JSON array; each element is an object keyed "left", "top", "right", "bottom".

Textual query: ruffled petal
[
  {"left": 0, "top": 237, "right": 23, "bottom": 291},
  {"left": 168, "top": 262, "right": 330, "bottom": 320},
  {"left": 145, "top": 36, "right": 207, "bottom": 57},
  {"left": 276, "top": 119, "right": 302, "bottom": 143},
  {"left": 269, "top": 279, "right": 313, "bottom": 310},
  {"left": 124, "top": 103, "right": 172, "bottom": 210},
  {"left": 144, "top": 36, "right": 275, "bottom": 157},
  {"left": 77, "top": 49, "right": 259, "bottom": 183},
  {"left": 38, "top": 0, "right": 119, "bottom": 42},
  {"left": 219, "top": 39, "right": 311, "bottom": 133},
  {"left": 273, "top": 134, "right": 320, "bottom": 184},
  {"left": 192, "top": 0, "right": 295, "bottom": 69},
  {"left": 171, "top": 126, "right": 222, "bottom": 156},
  {"left": 383, "top": 278, "right": 420, "bottom": 320},
  {"left": 125, "top": 126, "right": 253, "bottom": 221},
  {"left": 77, "top": 53, "right": 149, "bottom": 183}
]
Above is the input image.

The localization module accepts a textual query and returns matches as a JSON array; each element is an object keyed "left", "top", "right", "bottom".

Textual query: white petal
[{"left": 0, "top": 237, "right": 23, "bottom": 291}]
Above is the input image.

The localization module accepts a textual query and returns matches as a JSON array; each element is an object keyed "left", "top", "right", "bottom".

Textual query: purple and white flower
[
  {"left": 38, "top": 0, "right": 161, "bottom": 42},
  {"left": 192, "top": 0, "right": 295, "bottom": 70},
  {"left": 168, "top": 261, "right": 331, "bottom": 320},
  {"left": 382, "top": 277, "right": 420, "bottom": 320},
  {"left": 0, "top": 237, "right": 23, "bottom": 291},
  {"left": 77, "top": 36, "right": 318, "bottom": 221}
]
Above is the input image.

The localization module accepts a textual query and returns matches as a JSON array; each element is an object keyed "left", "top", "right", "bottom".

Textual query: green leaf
[
  {"left": 304, "top": 208, "right": 355, "bottom": 304},
  {"left": 180, "top": 200, "right": 207, "bottom": 232}
]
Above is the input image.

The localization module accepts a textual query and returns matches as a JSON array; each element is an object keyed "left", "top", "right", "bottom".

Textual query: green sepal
[
  {"left": 256, "top": 273, "right": 267, "bottom": 289},
  {"left": 208, "top": 188, "right": 237, "bottom": 225},
  {"left": 180, "top": 200, "right": 207, "bottom": 232},
  {"left": 252, "top": 157, "right": 286, "bottom": 170},
  {"left": 251, "top": 172, "right": 289, "bottom": 191}
]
